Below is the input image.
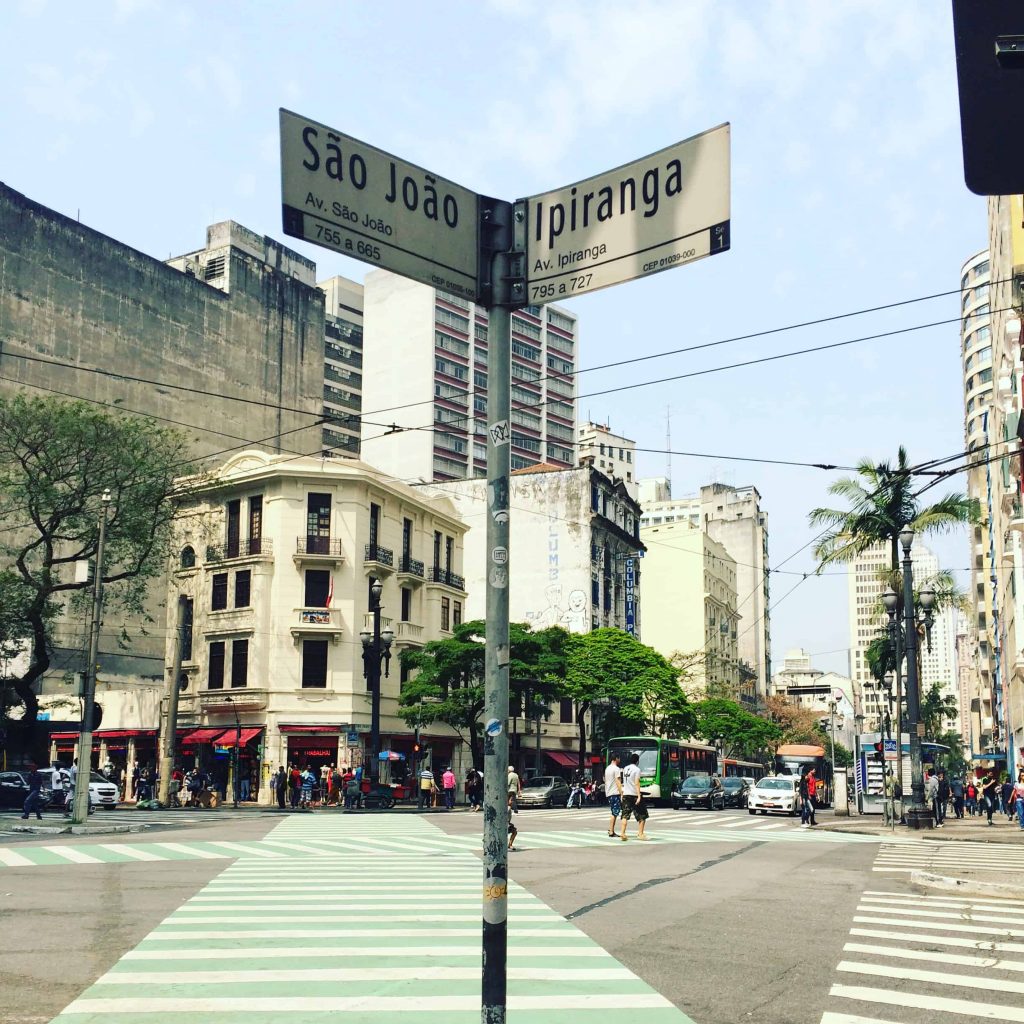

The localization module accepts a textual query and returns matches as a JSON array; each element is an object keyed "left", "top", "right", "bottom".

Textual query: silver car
[{"left": 517, "top": 776, "right": 571, "bottom": 808}]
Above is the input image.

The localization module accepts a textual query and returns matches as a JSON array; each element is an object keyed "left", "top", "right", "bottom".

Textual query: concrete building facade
[
  {"left": 640, "top": 521, "right": 740, "bottom": 698},
  {"left": 577, "top": 421, "right": 638, "bottom": 499},
  {"left": 770, "top": 648, "right": 856, "bottom": 751},
  {"left": 359, "top": 271, "right": 578, "bottom": 483},
  {"left": 639, "top": 482, "right": 771, "bottom": 696},
  {"left": 167, "top": 450, "right": 469, "bottom": 802}
]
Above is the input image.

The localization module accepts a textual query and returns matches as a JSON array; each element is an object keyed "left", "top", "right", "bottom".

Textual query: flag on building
[{"left": 325, "top": 574, "right": 334, "bottom": 608}]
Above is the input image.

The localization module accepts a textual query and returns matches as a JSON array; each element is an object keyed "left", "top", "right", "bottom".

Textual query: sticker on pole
[
  {"left": 523, "top": 123, "right": 730, "bottom": 302},
  {"left": 485, "top": 718, "right": 503, "bottom": 737}
]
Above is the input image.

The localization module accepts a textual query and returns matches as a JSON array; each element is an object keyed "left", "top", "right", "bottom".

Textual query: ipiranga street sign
[
  {"left": 279, "top": 109, "right": 481, "bottom": 300},
  {"left": 523, "top": 123, "right": 730, "bottom": 303}
]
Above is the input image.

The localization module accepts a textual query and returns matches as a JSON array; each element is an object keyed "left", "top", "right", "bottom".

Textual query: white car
[
  {"left": 747, "top": 776, "right": 801, "bottom": 816},
  {"left": 44, "top": 768, "right": 120, "bottom": 809}
]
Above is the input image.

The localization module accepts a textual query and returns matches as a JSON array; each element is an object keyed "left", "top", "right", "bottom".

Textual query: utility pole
[
  {"left": 157, "top": 594, "right": 187, "bottom": 807},
  {"left": 72, "top": 490, "right": 111, "bottom": 825},
  {"left": 481, "top": 197, "right": 520, "bottom": 1024}
]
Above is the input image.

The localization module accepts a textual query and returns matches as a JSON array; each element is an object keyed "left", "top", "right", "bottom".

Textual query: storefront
[
  {"left": 49, "top": 729, "right": 159, "bottom": 798},
  {"left": 281, "top": 726, "right": 340, "bottom": 775},
  {"left": 179, "top": 726, "right": 264, "bottom": 801}
]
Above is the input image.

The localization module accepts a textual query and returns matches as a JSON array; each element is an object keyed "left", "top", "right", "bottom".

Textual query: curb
[{"left": 911, "top": 870, "right": 1024, "bottom": 900}]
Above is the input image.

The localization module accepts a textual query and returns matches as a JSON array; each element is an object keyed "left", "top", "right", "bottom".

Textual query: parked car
[
  {"left": 0, "top": 770, "right": 53, "bottom": 809},
  {"left": 722, "top": 777, "right": 750, "bottom": 808},
  {"left": 42, "top": 768, "right": 119, "bottom": 809},
  {"left": 518, "top": 776, "right": 571, "bottom": 808},
  {"left": 747, "top": 776, "right": 801, "bottom": 816},
  {"left": 671, "top": 774, "right": 725, "bottom": 811}
]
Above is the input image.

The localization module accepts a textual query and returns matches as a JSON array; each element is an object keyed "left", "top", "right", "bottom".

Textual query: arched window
[{"left": 180, "top": 545, "right": 196, "bottom": 569}]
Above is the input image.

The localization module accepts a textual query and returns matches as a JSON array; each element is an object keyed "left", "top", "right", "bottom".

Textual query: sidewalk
[{"left": 818, "top": 807, "right": 1024, "bottom": 844}]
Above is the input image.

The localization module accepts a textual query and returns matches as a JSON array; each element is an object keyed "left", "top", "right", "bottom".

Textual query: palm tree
[
  {"left": 809, "top": 446, "right": 978, "bottom": 575},
  {"left": 920, "top": 682, "right": 961, "bottom": 742}
]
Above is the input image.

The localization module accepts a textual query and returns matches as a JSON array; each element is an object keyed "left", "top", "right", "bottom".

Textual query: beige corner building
[{"left": 639, "top": 521, "right": 742, "bottom": 700}]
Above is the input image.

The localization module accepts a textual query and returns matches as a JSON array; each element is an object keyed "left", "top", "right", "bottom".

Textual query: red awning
[
  {"left": 96, "top": 729, "right": 157, "bottom": 739},
  {"left": 213, "top": 727, "right": 262, "bottom": 746},
  {"left": 181, "top": 728, "right": 224, "bottom": 745},
  {"left": 279, "top": 725, "right": 340, "bottom": 734},
  {"left": 545, "top": 751, "right": 580, "bottom": 768},
  {"left": 50, "top": 732, "right": 79, "bottom": 741}
]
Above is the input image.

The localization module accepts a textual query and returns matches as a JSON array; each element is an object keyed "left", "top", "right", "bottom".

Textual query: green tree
[
  {"left": 919, "top": 682, "right": 960, "bottom": 743},
  {"left": 810, "top": 446, "right": 977, "bottom": 576},
  {"left": 832, "top": 740, "right": 854, "bottom": 769},
  {"left": 0, "top": 396, "right": 192, "bottom": 741},
  {"left": 398, "top": 621, "right": 568, "bottom": 768},
  {"left": 692, "top": 697, "right": 781, "bottom": 764},
  {"left": 763, "top": 694, "right": 829, "bottom": 747},
  {"left": 562, "top": 628, "right": 694, "bottom": 769}
]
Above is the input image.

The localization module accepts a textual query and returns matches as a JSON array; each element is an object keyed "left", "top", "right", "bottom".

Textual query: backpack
[{"left": 893, "top": 781, "right": 903, "bottom": 799}]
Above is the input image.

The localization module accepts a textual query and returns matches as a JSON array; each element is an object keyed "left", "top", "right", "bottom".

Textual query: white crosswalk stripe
[{"left": 821, "top": 852, "right": 1024, "bottom": 1023}]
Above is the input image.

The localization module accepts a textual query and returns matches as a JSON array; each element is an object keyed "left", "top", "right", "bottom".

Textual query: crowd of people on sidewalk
[{"left": 880, "top": 765, "right": 1024, "bottom": 830}]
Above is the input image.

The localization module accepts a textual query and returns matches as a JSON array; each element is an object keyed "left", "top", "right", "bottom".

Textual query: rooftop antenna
[{"left": 666, "top": 406, "right": 672, "bottom": 492}]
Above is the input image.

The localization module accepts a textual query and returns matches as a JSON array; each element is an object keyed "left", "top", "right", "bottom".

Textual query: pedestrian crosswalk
[
  {"left": 0, "top": 806, "right": 260, "bottom": 833},
  {"left": 821, "top": 859, "right": 1024, "bottom": 1021},
  {"left": 0, "top": 807, "right": 887, "bottom": 869},
  {"left": 49, "top": 814, "right": 696, "bottom": 1024},
  {"left": 874, "top": 838, "right": 1024, "bottom": 873}
]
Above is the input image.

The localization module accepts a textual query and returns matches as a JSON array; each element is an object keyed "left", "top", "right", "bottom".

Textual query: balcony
[
  {"left": 396, "top": 554, "right": 426, "bottom": 584},
  {"left": 393, "top": 620, "right": 425, "bottom": 646},
  {"left": 289, "top": 607, "right": 344, "bottom": 645},
  {"left": 428, "top": 566, "right": 466, "bottom": 591},
  {"left": 362, "top": 612, "right": 393, "bottom": 633},
  {"left": 206, "top": 537, "right": 273, "bottom": 563},
  {"left": 294, "top": 536, "right": 346, "bottom": 566},
  {"left": 364, "top": 543, "right": 395, "bottom": 576},
  {"left": 1010, "top": 502, "right": 1024, "bottom": 534}
]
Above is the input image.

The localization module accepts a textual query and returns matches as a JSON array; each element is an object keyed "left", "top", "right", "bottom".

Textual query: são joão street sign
[
  {"left": 523, "top": 123, "right": 730, "bottom": 304},
  {"left": 279, "top": 109, "right": 481, "bottom": 301}
]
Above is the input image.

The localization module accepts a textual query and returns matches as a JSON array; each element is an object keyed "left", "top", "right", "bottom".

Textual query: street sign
[
  {"left": 523, "top": 123, "right": 730, "bottom": 303},
  {"left": 624, "top": 557, "right": 637, "bottom": 636},
  {"left": 280, "top": 109, "right": 481, "bottom": 300},
  {"left": 883, "top": 738, "right": 898, "bottom": 762}
]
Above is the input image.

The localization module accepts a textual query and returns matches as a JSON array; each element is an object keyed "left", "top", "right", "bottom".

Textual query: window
[
  {"left": 305, "top": 569, "right": 331, "bottom": 608},
  {"left": 401, "top": 587, "right": 412, "bottom": 622},
  {"left": 445, "top": 535, "right": 454, "bottom": 573},
  {"left": 302, "top": 639, "right": 329, "bottom": 688},
  {"left": 307, "top": 493, "right": 331, "bottom": 546},
  {"left": 208, "top": 641, "right": 225, "bottom": 690},
  {"left": 591, "top": 483, "right": 600, "bottom": 511},
  {"left": 403, "top": 517, "right": 413, "bottom": 560},
  {"left": 180, "top": 546, "right": 196, "bottom": 569},
  {"left": 441, "top": 596, "right": 451, "bottom": 631},
  {"left": 235, "top": 569, "right": 251, "bottom": 608},
  {"left": 211, "top": 573, "right": 228, "bottom": 611},
  {"left": 370, "top": 502, "right": 381, "bottom": 546},
  {"left": 979, "top": 367, "right": 993, "bottom": 384},
  {"left": 433, "top": 530, "right": 442, "bottom": 570},
  {"left": 181, "top": 598, "right": 194, "bottom": 662},
  {"left": 454, "top": 600, "right": 462, "bottom": 627},
  {"left": 559, "top": 698, "right": 574, "bottom": 724},
  {"left": 231, "top": 638, "right": 248, "bottom": 688},
  {"left": 225, "top": 499, "right": 241, "bottom": 558},
  {"left": 248, "top": 496, "right": 263, "bottom": 553}
]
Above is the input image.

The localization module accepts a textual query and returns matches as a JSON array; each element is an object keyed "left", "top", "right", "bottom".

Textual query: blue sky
[{"left": 1, "top": 1, "right": 985, "bottom": 675}]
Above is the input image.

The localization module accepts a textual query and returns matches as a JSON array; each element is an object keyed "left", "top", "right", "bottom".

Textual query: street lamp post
[
  {"left": 361, "top": 578, "right": 394, "bottom": 784},
  {"left": 898, "top": 527, "right": 936, "bottom": 830},
  {"left": 882, "top": 585, "right": 907, "bottom": 824},
  {"left": 224, "top": 695, "right": 241, "bottom": 808}
]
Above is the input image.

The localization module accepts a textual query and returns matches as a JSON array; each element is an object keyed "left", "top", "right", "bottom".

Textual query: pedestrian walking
[
  {"left": 618, "top": 753, "right": 648, "bottom": 840},
  {"left": 966, "top": 780, "right": 977, "bottom": 816},
  {"left": 300, "top": 767, "right": 315, "bottom": 808},
  {"left": 288, "top": 766, "right": 301, "bottom": 809},
  {"left": 52, "top": 764, "right": 71, "bottom": 811},
  {"left": 568, "top": 771, "right": 585, "bottom": 809},
  {"left": 442, "top": 766, "right": 457, "bottom": 810},
  {"left": 604, "top": 754, "right": 623, "bottom": 837},
  {"left": 272, "top": 766, "right": 286, "bottom": 809},
  {"left": 799, "top": 768, "right": 818, "bottom": 827},
  {"left": 925, "top": 769, "right": 940, "bottom": 827},
  {"left": 465, "top": 767, "right": 481, "bottom": 810},
  {"left": 331, "top": 767, "right": 343, "bottom": 806},
  {"left": 982, "top": 770, "right": 999, "bottom": 825},
  {"left": 936, "top": 770, "right": 949, "bottom": 826},
  {"left": 950, "top": 775, "right": 965, "bottom": 819},
  {"left": 418, "top": 765, "right": 436, "bottom": 811},
  {"left": 1013, "top": 771, "right": 1024, "bottom": 831},
  {"left": 20, "top": 763, "right": 45, "bottom": 820},
  {"left": 507, "top": 765, "right": 521, "bottom": 814},
  {"left": 883, "top": 768, "right": 897, "bottom": 827},
  {"left": 1002, "top": 776, "right": 1015, "bottom": 822}
]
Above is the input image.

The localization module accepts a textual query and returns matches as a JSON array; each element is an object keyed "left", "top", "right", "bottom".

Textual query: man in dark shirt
[{"left": 21, "top": 764, "right": 45, "bottom": 821}]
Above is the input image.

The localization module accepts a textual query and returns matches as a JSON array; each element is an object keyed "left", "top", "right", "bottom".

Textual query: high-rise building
[
  {"left": 639, "top": 520, "right": 741, "bottom": 698},
  {"left": 318, "top": 276, "right": 364, "bottom": 457},
  {"left": 359, "top": 270, "right": 578, "bottom": 483},
  {"left": 577, "top": 421, "right": 637, "bottom": 498},
  {"left": 639, "top": 482, "right": 771, "bottom": 696},
  {"left": 847, "top": 542, "right": 958, "bottom": 735}
]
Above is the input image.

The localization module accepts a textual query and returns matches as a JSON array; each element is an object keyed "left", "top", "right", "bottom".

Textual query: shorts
[
  {"left": 607, "top": 794, "right": 622, "bottom": 817},
  {"left": 621, "top": 796, "right": 648, "bottom": 822}
]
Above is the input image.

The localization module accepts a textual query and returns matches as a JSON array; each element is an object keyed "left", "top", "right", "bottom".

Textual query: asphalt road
[{"left": 2, "top": 802, "right": 1018, "bottom": 1024}]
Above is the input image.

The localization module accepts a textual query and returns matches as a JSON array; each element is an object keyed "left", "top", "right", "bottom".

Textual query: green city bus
[{"left": 606, "top": 736, "right": 718, "bottom": 802}]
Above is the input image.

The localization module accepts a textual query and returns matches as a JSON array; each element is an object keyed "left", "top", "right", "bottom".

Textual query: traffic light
[
  {"left": 873, "top": 741, "right": 884, "bottom": 763},
  {"left": 413, "top": 743, "right": 421, "bottom": 754}
]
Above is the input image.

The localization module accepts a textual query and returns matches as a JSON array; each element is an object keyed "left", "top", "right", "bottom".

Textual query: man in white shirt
[
  {"left": 604, "top": 754, "right": 623, "bottom": 838},
  {"left": 619, "top": 752, "right": 649, "bottom": 841}
]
